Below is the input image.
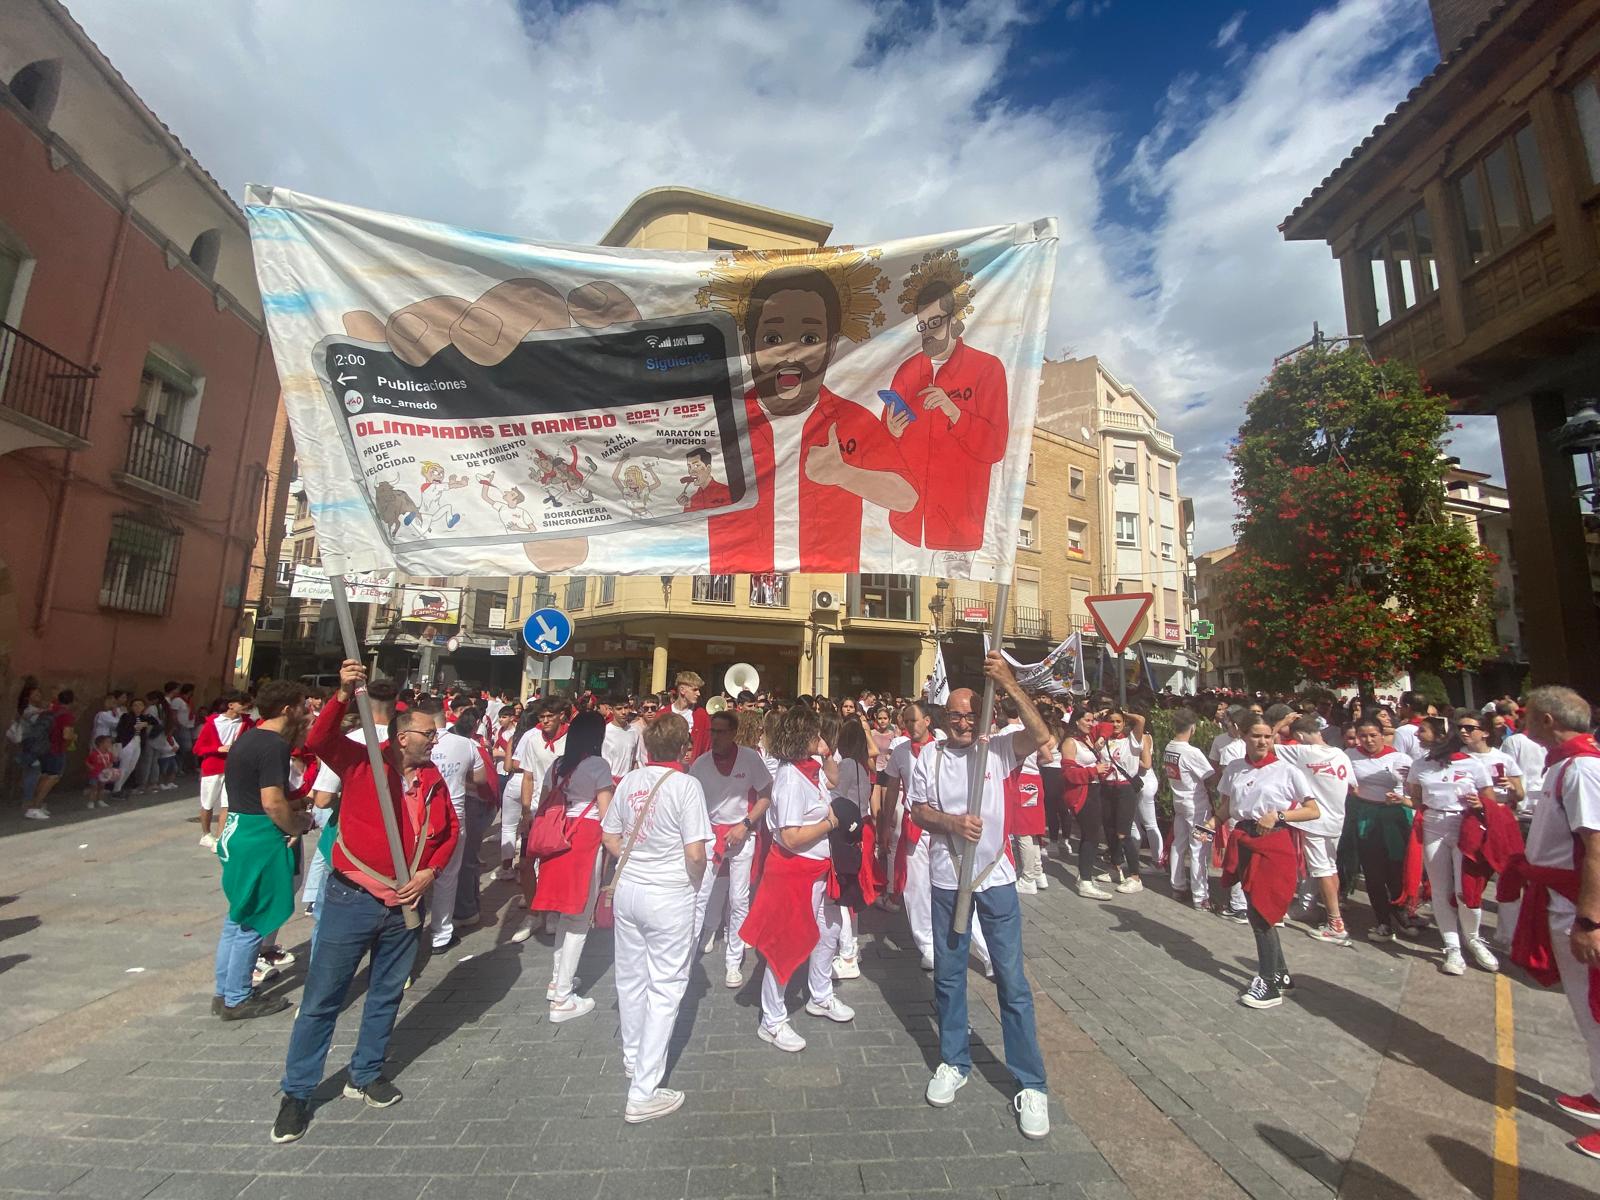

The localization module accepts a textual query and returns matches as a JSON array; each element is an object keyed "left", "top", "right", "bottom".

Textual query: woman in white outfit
[
  {"left": 529, "top": 711, "right": 614, "bottom": 1021},
  {"left": 1406, "top": 715, "right": 1498, "bottom": 977},
  {"left": 602, "top": 713, "right": 713, "bottom": 1123},
  {"left": 831, "top": 720, "right": 876, "bottom": 980}
]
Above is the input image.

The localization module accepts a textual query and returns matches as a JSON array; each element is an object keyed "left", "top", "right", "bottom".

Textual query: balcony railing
[
  {"left": 0, "top": 320, "right": 95, "bottom": 441},
  {"left": 1097, "top": 406, "right": 1175, "bottom": 453},
  {"left": 693, "top": 574, "right": 735, "bottom": 604},
  {"left": 1011, "top": 606, "right": 1050, "bottom": 641},
  {"left": 749, "top": 572, "right": 789, "bottom": 608},
  {"left": 122, "top": 411, "right": 208, "bottom": 502}
]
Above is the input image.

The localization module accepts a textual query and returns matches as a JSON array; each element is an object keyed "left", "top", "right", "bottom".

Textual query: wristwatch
[
  {"left": 1576, "top": 916, "right": 1600, "bottom": 933},
  {"left": 741, "top": 817, "right": 755, "bottom": 832}
]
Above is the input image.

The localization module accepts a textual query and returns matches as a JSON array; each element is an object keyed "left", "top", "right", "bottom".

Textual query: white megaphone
[{"left": 724, "top": 663, "right": 760, "bottom": 698}]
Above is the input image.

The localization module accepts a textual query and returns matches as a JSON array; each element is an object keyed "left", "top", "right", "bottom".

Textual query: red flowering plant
[{"left": 1223, "top": 345, "right": 1496, "bottom": 692}]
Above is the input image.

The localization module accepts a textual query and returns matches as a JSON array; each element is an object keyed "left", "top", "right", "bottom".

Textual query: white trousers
[
  {"left": 904, "top": 834, "right": 990, "bottom": 967},
  {"left": 761, "top": 877, "right": 840, "bottom": 1029},
  {"left": 430, "top": 799, "right": 469, "bottom": 948},
  {"left": 693, "top": 833, "right": 754, "bottom": 969},
  {"left": 1015, "top": 835, "right": 1042, "bottom": 883},
  {"left": 112, "top": 740, "right": 141, "bottom": 794},
  {"left": 1551, "top": 908, "right": 1600, "bottom": 1095},
  {"left": 199, "top": 773, "right": 228, "bottom": 812},
  {"left": 615, "top": 876, "right": 695, "bottom": 1105},
  {"left": 499, "top": 777, "right": 523, "bottom": 863},
  {"left": 551, "top": 846, "right": 602, "bottom": 1002},
  {"left": 1421, "top": 810, "right": 1481, "bottom": 950},
  {"left": 1133, "top": 777, "right": 1164, "bottom": 864},
  {"left": 1170, "top": 798, "right": 1211, "bottom": 903}
]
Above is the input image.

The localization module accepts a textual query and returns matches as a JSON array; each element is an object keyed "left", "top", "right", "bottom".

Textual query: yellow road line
[{"left": 1494, "top": 972, "right": 1519, "bottom": 1200}]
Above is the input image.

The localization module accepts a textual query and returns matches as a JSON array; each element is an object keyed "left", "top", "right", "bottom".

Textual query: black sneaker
[
  {"left": 211, "top": 995, "right": 224, "bottom": 1017},
  {"left": 271, "top": 1096, "right": 310, "bottom": 1143},
  {"left": 1240, "top": 976, "right": 1283, "bottom": 1010},
  {"left": 1276, "top": 970, "right": 1295, "bottom": 993},
  {"left": 220, "top": 994, "right": 292, "bottom": 1022},
  {"left": 1220, "top": 907, "right": 1250, "bottom": 924},
  {"left": 343, "top": 1076, "right": 402, "bottom": 1108}
]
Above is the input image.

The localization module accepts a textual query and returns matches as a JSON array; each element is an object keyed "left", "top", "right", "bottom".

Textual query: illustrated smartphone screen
[{"left": 878, "top": 389, "right": 917, "bottom": 422}]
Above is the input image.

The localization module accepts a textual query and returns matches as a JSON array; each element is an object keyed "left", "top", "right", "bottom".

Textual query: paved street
[{"left": 0, "top": 789, "right": 1597, "bottom": 1200}]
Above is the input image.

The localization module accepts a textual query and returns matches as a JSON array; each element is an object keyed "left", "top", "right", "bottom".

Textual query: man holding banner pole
[{"left": 908, "top": 636, "right": 1054, "bottom": 1139}]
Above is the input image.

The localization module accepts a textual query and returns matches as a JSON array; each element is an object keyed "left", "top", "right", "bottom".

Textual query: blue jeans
[
  {"left": 301, "top": 811, "right": 332, "bottom": 903},
  {"left": 931, "top": 883, "right": 1047, "bottom": 1093},
  {"left": 280, "top": 874, "right": 418, "bottom": 1099},
  {"left": 214, "top": 917, "right": 263, "bottom": 1007}
]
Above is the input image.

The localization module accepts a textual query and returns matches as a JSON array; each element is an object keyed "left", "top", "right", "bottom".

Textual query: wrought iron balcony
[
  {"left": 119, "top": 411, "right": 209, "bottom": 503},
  {"left": 1011, "top": 606, "right": 1051, "bottom": 641},
  {"left": 0, "top": 320, "right": 95, "bottom": 447}
]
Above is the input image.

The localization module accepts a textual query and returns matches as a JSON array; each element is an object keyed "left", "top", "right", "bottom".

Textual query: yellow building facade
[{"left": 508, "top": 188, "right": 1102, "bottom": 699}]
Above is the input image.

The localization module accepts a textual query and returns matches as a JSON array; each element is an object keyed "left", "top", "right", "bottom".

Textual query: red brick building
[{"left": 0, "top": 0, "right": 288, "bottom": 718}]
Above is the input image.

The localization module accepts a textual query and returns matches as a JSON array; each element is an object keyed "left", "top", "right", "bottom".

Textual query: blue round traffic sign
[{"left": 522, "top": 607, "right": 572, "bottom": 655}]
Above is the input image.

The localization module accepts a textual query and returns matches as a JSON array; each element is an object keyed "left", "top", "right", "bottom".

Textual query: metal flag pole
[
  {"left": 328, "top": 573, "right": 420, "bottom": 930},
  {"left": 953, "top": 581, "right": 1010, "bottom": 936},
  {"left": 1118, "top": 644, "right": 1128, "bottom": 709}
]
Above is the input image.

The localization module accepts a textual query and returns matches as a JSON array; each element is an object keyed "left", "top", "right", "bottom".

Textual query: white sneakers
[
  {"left": 1034, "top": 873, "right": 1049, "bottom": 890},
  {"left": 758, "top": 1021, "right": 806, "bottom": 1052},
  {"left": 22, "top": 808, "right": 49, "bottom": 820},
  {"left": 546, "top": 976, "right": 580, "bottom": 1000},
  {"left": 494, "top": 865, "right": 517, "bottom": 881},
  {"left": 1441, "top": 948, "right": 1467, "bottom": 976},
  {"left": 198, "top": 833, "right": 217, "bottom": 849},
  {"left": 1077, "top": 879, "right": 1113, "bottom": 900},
  {"left": 1115, "top": 876, "right": 1144, "bottom": 895},
  {"left": 804, "top": 996, "right": 856, "bottom": 1023},
  {"left": 512, "top": 916, "right": 538, "bottom": 944},
  {"left": 831, "top": 954, "right": 861, "bottom": 980},
  {"left": 549, "top": 995, "right": 594, "bottom": 1023},
  {"left": 1015, "top": 1088, "right": 1050, "bottom": 1139},
  {"left": 1466, "top": 937, "right": 1500, "bottom": 972},
  {"left": 1015, "top": 879, "right": 1038, "bottom": 895},
  {"left": 624, "top": 1088, "right": 684, "bottom": 1124},
  {"left": 724, "top": 966, "right": 744, "bottom": 989},
  {"left": 925, "top": 1063, "right": 968, "bottom": 1107},
  {"left": 920, "top": 952, "right": 935, "bottom": 971}
]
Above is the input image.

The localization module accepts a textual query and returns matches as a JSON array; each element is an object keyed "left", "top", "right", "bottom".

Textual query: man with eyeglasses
[
  {"left": 881, "top": 257, "right": 1008, "bottom": 568},
  {"left": 273, "top": 660, "right": 458, "bottom": 1145}
]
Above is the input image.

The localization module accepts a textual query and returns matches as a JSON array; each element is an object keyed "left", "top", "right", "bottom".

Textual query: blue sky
[{"left": 71, "top": 0, "right": 1484, "bottom": 552}]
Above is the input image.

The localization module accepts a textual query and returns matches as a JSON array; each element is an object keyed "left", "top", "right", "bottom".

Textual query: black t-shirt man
[{"left": 224, "top": 727, "right": 291, "bottom": 817}]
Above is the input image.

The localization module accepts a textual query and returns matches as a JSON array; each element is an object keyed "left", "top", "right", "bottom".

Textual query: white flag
[{"left": 925, "top": 643, "right": 951, "bottom": 705}]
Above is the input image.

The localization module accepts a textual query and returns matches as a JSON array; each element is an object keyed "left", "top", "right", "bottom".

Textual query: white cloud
[
  {"left": 1214, "top": 11, "right": 1246, "bottom": 49},
  {"left": 63, "top": 0, "right": 1471, "bottom": 554}
]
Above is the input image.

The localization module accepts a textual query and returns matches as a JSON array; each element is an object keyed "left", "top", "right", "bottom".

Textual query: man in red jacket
[{"left": 273, "top": 660, "right": 458, "bottom": 1145}]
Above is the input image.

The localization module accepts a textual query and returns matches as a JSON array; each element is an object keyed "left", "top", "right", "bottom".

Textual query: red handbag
[{"left": 526, "top": 777, "right": 594, "bottom": 860}]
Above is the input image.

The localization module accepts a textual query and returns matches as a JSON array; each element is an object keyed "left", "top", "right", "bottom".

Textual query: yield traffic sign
[{"left": 1084, "top": 593, "right": 1154, "bottom": 654}]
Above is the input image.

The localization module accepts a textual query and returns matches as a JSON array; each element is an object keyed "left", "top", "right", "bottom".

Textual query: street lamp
[
  {"left": 928, "top": 577, "right": 949, "bottom": 635},
  {"left": 1553, "top": 399, "right": 1600, "bottom": 515},
  {"left": 660, "top": 574, "right": 674, "bottom": 608}
]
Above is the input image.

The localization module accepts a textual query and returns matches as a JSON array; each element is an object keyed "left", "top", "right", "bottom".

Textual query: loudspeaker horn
[{"left": 724, "top": 662, "right": 760, "bottom": 697}]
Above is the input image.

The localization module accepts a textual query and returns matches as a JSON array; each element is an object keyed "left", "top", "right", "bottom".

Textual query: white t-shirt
[
  {"left": 1226, "top": 757, "right": 1311, "bottom": 822},
  {"left": 1498, "top": 731, "right": 1546, "bottom": 795},
  {"left": 313, "top": 723, "right": 390, "bottom": 798},
  {"left": 906, "top": 731, "right": 1022, "bottom": 892},
  {"left": 1349, "top": 747, "right": 1410, "bottom": 804},
  {"left": 833, "top": 758, "right": 874, "bottom": 814},
  {"left": 688, "top": 747, "right": 773, "bottom": 826},
  {"left": 430, "top": 729, "right": 479, "bottom": 809},
  {"left": 1467, "top": 748, "right": 1523, "bottom": 807},
  {"left": 1103, "top": 734, "right": 1145, "bottom": 783},
  {"left": 168, "top": 695, "right": 192, "bottom": 730},
  {"left": 602, "top": 722, "right": 641, "bottom": 779},
  {"left": 603, "top": 765, "right": 713, "bottom": 892},
  {"left": 769, "top": 762, "right": 833, "bottom": 861},
  {"left": 767, "top": 407, "right": 807, "bottom": 571},
  {"left": 1273, "top": 743, "right": 1353, "bottom": 838},
  {"left": 1163, "top": 740, "right": 1214, "bottom": 808},
  {"left": 540, "top": 755, "right": 615, "bottom": 820},
  {"left": 515, "top": 727, "right": 566, "bottom": 800},
  {"left": 1212, "top": 736, "right": 1245, "bottom": 770},
  {"left": 1525, "top": 753, "right": 1600, "bottom": 916},
  {"left": 1208, "top": 732, "right": 1237, "bottom": 765},
  {"left": 1411, "top": 754, "right": 1493, "bottom": 815},
  {"left": 1394, "top": 721, "right": 1424, "bottom": 760}
]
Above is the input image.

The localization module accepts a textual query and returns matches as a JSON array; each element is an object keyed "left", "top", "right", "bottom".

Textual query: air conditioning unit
[{"left": 812, "top": 588, "right": 841, "bottom": 612}]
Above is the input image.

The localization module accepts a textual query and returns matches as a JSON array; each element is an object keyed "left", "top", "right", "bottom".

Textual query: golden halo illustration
[
  {"left": 695, "top": 245, "right": 889, "bottom": 344},
  {"left": 897, "top": 248, "right": 975, "bottom": 320}
]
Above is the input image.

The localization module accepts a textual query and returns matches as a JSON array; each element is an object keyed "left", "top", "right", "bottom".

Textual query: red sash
[
  {"left": 1456, "top": 799, "right": 1524, "bottom": 908},
  {"left": 711, "top": 822, "right": 742, "bottom": 873},
  {"left": 530, "top": 817, "right": 603, "bottom": 915},
  {"left": 740, "top": 845, "right": 832, "bottom": 986},
  {"left": 1219, "top": 824, "right": 1303, "bottom": 926}
]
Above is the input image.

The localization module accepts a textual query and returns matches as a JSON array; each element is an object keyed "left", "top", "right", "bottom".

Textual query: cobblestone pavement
[{"left": 0, "top": 793, "right": 1596, "bottom": 1199}]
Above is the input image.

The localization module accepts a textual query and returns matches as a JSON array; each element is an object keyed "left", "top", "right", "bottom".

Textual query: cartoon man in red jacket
[
  {"left": 697, "top": 248, "right": 915, "bottom": 573},
  {"left": 882, "top": 250, "right": 1008, "bottom": 572}
]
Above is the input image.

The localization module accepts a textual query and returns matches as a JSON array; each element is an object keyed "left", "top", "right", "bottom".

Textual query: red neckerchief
[
  {"left": 1449, "top": 751, "right": 1470, "bottom": 762},
  {"left": 1361, "top": 746, "right": 1399, "bottom": 758},
  {"left": 1245, "top": 749, "right": 1279, "bottom": 769},
  {"left": 1407, "top": 717, "right": 1422, "bottom": 727},
  {"left": 910, "top": 735, "right": 934, "bottom": 758},
  {"left": 541, "top": 724, "right": 566, "bottom": 750},
  {"left": 791, "top": 758, "right": 823, "bottom": 784},
  {"left": 1547, "top": 734, "right": 1600, "bottom": 766},
  {"left": 645, "top": 759, "right": 682, "bottom": 771},
  {"left": 710, "top": 745, "right": 738, "bottom": 775}
]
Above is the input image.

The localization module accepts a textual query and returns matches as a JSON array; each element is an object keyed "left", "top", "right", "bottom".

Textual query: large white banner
[{"left": 247, "top": 187, "right": 1056, "bottom": 581}]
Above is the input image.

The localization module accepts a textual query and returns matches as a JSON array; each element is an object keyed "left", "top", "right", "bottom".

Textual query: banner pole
[
  {"left": 953, "top": 581, "right": 1010, "bottom": 936},
  {"left": 1118, "top": 646, "right": 1128, "bottom": 709},
  {"left": 329, "top": 574, "right": 420, "bottom": 930}
]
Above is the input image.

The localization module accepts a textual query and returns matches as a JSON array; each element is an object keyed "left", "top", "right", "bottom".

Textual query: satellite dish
[{"left": 1079, "top": 426, "right": 1092, "bottom": 443}]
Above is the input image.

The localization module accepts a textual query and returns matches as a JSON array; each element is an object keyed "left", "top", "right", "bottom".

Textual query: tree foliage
[{"left": 1225, "top": 345, "right": 1497, "bottom": 692}]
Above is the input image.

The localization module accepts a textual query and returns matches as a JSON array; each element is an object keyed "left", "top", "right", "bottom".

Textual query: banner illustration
[{"left": 248, "top": 187, "right": 1056, "bottom": 581}]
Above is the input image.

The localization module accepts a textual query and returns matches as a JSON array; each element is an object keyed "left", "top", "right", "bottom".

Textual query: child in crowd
[{"left": 86, "top": 735, "right": 120, "bottom": 809}]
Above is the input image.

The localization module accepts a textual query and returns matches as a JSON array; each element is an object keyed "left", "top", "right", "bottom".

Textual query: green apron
[{"left": 216, "top": 811, "right": 295, "bottom": 935}]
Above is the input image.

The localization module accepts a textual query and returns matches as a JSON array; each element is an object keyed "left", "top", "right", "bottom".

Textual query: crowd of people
[{"left": 14, "top": 665, "right": 1600, "bottom": 1161}]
